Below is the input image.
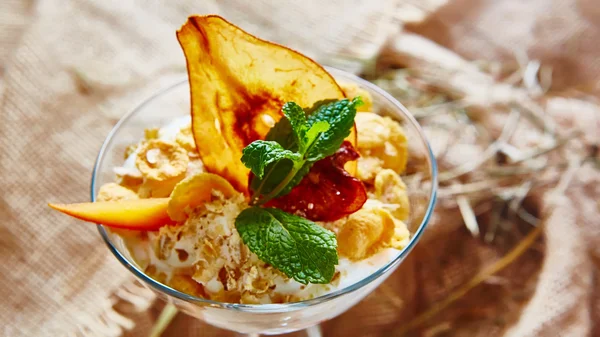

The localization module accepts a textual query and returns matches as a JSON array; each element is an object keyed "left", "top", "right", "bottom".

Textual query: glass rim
[{"left": 92, "top": 67, "right": 438, "bottom": 312}]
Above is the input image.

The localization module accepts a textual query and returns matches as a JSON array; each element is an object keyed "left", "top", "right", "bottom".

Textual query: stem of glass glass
[
  {"left": 305, "top": 325, "right": 322, "bottom": 337},
  {"left": 243, "top": 325, "right": 322, "bottom": 337}
]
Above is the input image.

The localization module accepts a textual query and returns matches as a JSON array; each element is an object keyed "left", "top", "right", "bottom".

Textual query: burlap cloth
[{"left": 1, "top": 0, "right": 599, "bottom": 336}]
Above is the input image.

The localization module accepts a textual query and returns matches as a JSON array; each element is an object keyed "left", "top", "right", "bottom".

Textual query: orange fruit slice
[{"left": 49, "top": 198, "right": 174, "bottom": 230}]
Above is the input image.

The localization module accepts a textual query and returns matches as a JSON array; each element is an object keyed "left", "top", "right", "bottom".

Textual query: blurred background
[{"left": 1, "top": 0, "right": 599, "bottom": 336}]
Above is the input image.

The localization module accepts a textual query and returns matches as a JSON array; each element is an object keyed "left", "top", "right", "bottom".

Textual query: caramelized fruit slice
[
  {"left": 267, "top": 141, "right": 367, "bottom": 221},
  {"left": 168, "top": 173, "right": 237, "bottom": 222},
  {"left": 177, "top": 15, "right": 346, "bottom": 193},
  {"left": 49, "top": 198, "right": 174, "bottom": 230}
]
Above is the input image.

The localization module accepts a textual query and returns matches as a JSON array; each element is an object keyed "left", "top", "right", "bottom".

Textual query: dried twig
[
  {"left": 148, "top": 304, "right": 178, "bottom": 337},
  {"left": 411, "top": 100, "right": 466, "bottom": 119},
  {"left": 457, "top": 196, "right": 480, "bottom": 237},
  {"left": 512, "top": 130, "right": 583, "bottom": 164},
  {"left": 439, "top": 108, "right": 520, "bottom": 182},
  {"left": 439, "top": 179, "right": 502, "bottom": 197},
  {"left": 484, "top": 198, "right": 503, "bottom": 243},
  {"left": 394, "top": 224, "right": 544, "bottom": 336}
]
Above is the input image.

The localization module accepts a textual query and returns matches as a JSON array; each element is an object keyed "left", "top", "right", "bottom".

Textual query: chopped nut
[
  {"left": 337, "top": 207, "right": 395, "bottom": 260},
  {"left": 193, "top": 258, "right": 225, "bottom": 284},
  {"left": 97, "top": 183, "right": 138, "bottom": 202},
  {"left": 221, "top": 266, "right": 238, "bottom": 291},
  {"left": 136, "top": 139, "right": 189, "bottom": 181},
  {"left": 153, "top": 227, "right": 177, "bottom": 260},
  {"left": 374, "top": 169, "right": 410, "bottom": 221}
]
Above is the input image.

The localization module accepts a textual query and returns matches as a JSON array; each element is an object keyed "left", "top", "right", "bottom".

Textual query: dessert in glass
[{"left": 50, "top": 15, "right": 437, "bottom": 336}]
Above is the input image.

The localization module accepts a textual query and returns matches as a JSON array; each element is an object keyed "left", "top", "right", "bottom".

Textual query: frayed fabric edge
[{"left": 67, "top": 279, "right": 157, "bottom": 337}]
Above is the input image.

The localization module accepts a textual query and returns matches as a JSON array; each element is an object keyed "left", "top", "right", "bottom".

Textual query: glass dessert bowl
[{"left": 91, "top": 68, "right": 438, "bottom": 335}]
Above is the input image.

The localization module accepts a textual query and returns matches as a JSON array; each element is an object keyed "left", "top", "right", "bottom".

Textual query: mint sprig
[
  {"left": 242, "top": 103, "right": 332, "bottom": 205},
  {"left": 243, "top": 97, "right": 363, "bottom": 204},
  {"left": 235, "top": 207, "right": 338, "bottom": 284},
  {"left": 236, "top": 96, "right": 363, "bottom": 284}
]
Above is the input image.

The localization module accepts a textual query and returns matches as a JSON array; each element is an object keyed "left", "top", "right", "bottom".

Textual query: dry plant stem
[
  {"left": 377, "top": 283, "right": 404, "bottom": 310},
  {"left": 523, "top": 60, "right": 543, "bottom": 95},
  {"left": 395, "top": 224, "right": 544, "bottom": 336},
  {"left": 511, "top": 102, "right": 556, "bottom": 136},
  {"left": 512, "top": 130, "right": 583, "bottom": 164},
  {"left": 439, "top": 109, "right": 520, "bottom": 182},
  {"left": 502, "top": 64, "right": 525, "bottom": 86},
  {"left": 148, "top": 304, "right": 178, "bottom": 337},
  {"left": 486, "top": 164, "right": 546, "bottom": 177},
  {"left": 539, "top": 65, "right": 553, "bottom": 93},
  {"left": 439, "top": 179, "right": 504, "bottom": 197},
  {"left": 412, "top": 100, "right": 466, "bottom": 119},
  {"left": 508, "top": 181, "right": 533, "bottom": 215},
  {"left": 517, "top": 208, "right": 540, "bottom": 226},
  {"left": 457, "top": 196, "right": 480, "bottom": 237},
  {"left": 550, "top": 158, "right": 582, "bottom": 199},
  {"left": 484, "top": 198, "right": 503, "bottom": 243}
]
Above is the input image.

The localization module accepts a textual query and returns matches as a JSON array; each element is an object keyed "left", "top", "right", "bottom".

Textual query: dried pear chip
[{"left": 176, "top": 15, "right": 347, "bottom": 192}]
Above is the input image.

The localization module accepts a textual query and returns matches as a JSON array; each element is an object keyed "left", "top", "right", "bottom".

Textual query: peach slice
[
  {"left": 177, "top": 15, "right": 347, "bottom": 193},
  {"left": 168, "top": 173, "right": 237, "bottom": 222},
  {"left": 49, "top": 198, "right": 174, "bottom": 231}
]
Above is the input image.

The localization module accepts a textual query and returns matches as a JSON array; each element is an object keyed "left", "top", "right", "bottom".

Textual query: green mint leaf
[
  {"left": 304, "top": 99, "right": 339, "bottom": 115},
  {"left": 265, "top": 116, "right": 295, "bottom": 150},
  {"left": 266, "top": 99, "right": 336, "bottom": 151},
  {"left": 241, "top": 140, "right": 301, "bottom": 179},
  {"left": 276, "top": 161, "right": 312, "bottom": 197},
  {"left": 305, "top": 97, "right": 363, "bottom": 161},
  {"left": 260, "top": 120, "right": 329, "bottom": 198},
  {"left": 249, "top": 159, "right": 294, "bottom": 196},
  {"left": 301, "top": 120, "right": 329, "bottom": 154},
  {"left": 248, "top": 98, "right": 359, "bottom": 204},
  {"left": 282, "top": 102, "right": 307, "bottom": 148},
  {"left": 235, "top": 207, "right": 338, "bottom": 284}
]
